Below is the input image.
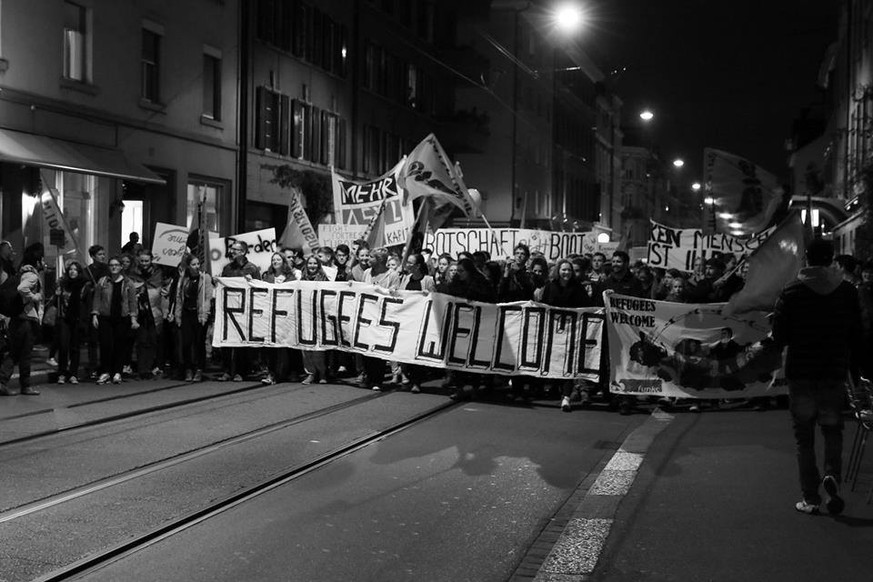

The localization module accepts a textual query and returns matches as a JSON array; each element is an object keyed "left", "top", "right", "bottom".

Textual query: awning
[{"left": 0, "top": 128, "right": 166, "bottom": 185}]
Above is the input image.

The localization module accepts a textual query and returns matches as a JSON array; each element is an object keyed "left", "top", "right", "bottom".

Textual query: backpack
[{"left": 0, "top": 271, "right": 23, "bottom": 317}]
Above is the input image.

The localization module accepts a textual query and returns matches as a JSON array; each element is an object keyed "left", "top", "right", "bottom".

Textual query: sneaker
[
  {"left": 337, "top": 365, "right": 348, "bottom": 374},
  {"left": 301, "top": 374, "right": 315, "bottom": 385},
  {"left": 192, "top": 370, "right": 203, "bottom": 382},
  {"left": 184, "top": 370, "right": 194, "bottom": 382},
  {"left": 47, "top": 357, "right": 58, "bottom": 367},
  {"left": 112, "top": 373, "right": 122, "bottom": 384},
  {"left": 232, "top": 374, "right": 243, "bottom": 382},
  {"left": 561, "top": 396, "right": 572, "bottom": 412},
  {"left": 21, "top": 387, "right": 40, "bottom": 395},
  {"left": 69, "top": 376, "right": 79, "bottom": 385},
  {"left": 57, "top": 375, "right": 66, "bottom": 385},
  {"left": 97, "top": 373, "right": 111, "bottom": 385},
  {"left": 795, "top": 499, "right": 819, "bottom": 514},
  {"left": 151, "top": 367, "right": 164, "bottom": 377},
  {"left": 318, "top": 379, "right": 328, "bottom": 384},
  {"left": 823, "top": 475, "right": 845, "bottom": 515},
  {"left": 372, "top": 385, "right": 381, "bottom": 392},
  {"left": 216, "top": 372, "right": 232, "bottom": 382},
  {"left": 410, "top": 384, "right": 421, "bottom": 394},
  {"left": 689, "top": 403, "right": 701, "bottom": 413},
  {"left": 261, "top": 374, "right": 275, "bottom": 385},
  {"left": 122, "top": 365, "right": 134, "bottom": 376}
]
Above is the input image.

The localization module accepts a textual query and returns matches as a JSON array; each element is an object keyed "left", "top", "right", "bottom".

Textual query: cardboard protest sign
[
  {"left": 646, "top": 219, "right": 771, "bottom": 271},
  {"left": 209, "top": 228, "right": 277, "bottom": 276},
  {"left": 423, "top": 228, "right": 595, "bottom": 261},
  {"left": 332, "top": 161, "right": 414, "bottom": 247},
  {"left": 151, "top": 222, "right": 189, "bottom": 266},
  {"left": 212, "top": 278, "right": 604, "bottom": 380},
  {"left": 318, "top": 224, "right": 368, "bottom": 249},
  {"left": 603, "top": 292, "right": 786, "bottom": 399}
]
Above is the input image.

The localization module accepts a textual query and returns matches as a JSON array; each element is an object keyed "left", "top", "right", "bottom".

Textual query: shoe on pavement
[
  {"left": 112, "top": 373, "right": 122, "bottom": 384},
  {"left": 192, "top": 370, "right": 203, "bottom": 382},
  {"left": 795, "top": 499, "right": 820, "bottom": 514},
  {"left": 69, "top": 376, "right": 79, "bottom": 384},
  {"left": 97, "top": 373, "right": 111, "bottom": 385},
  {"left": 216, "top": 372, "right": 232, "bottom": 382},
  {"left": 47, "top": 357, "right": 58, "bottom": 367},
  {"left": 301, "top": 374, "right": 315, "bottom": 385},
  {"left": 232, "top": 374, "right": 243, "bottom": 382},
  {"left": 0, "top": 385, "right": 14, "bottom": 396},
  {"left": 823, "top": 475, "right": 845, "bottom": 515},
  {"left": 372, "top": 385, "right": 381, "bottom": 391},
  {"left": 21, "top": 386, "right": 40, "bottom": 395},
  {"left": 689, "top": 403, "right": 701, "bottom": 413},
  {"left": 184, "top": 370, "right": 194, "bottom": 382},
  {"left": 151, "top": 367, "right": 164, "bottom": 377},
  {"left": 122, "top": 365, "right": 133, "bottom": 376},
  {"left": 318, "top": 379, "right": 327, "bottom": 384},
  {"left": 410, "top": 384, "right": 421, "bottom": 394},
  {"left": 261, "top": 374, "right": 275, "bottom": 385},
  {"left": 561, "top": 396, "right": 572, "bottom": 412},
  {"left": 57, "top": 375, "right": 66, "bottom": 384},
  {"left": 337, "top": 365, "right": 348, "bottom": 374}
]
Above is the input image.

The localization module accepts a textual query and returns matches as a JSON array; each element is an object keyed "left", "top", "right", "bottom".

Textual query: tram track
[
  {"left": 30, "top": 398, "right": 458, "bottom": 582},
  {"left": 0, "top": 378, "right": 363, "bottom": 447}
]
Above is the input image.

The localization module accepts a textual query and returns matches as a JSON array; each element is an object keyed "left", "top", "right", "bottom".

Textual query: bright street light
[
  {"left": 639, "top": 110, "right": 654, "bottom": 122},
  {"left": 553, "top": 2, "right": 585, "bottom": 34},
  {"left": 691, "top": 182, "right": 701, "bottom": 191},
  {"left": 704, "top": 196, "right": 715, "bottom": 206},
  {"left": 672, "top": 159, "right": 684, "bottom": 168}
]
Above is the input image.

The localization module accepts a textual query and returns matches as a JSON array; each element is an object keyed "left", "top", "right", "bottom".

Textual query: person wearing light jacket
[
  {"left": 91, "top": 256, "right": 139, "bottom": 385},
  {"left": 173, "top": 255, "right": 213, "bottom": 382}
]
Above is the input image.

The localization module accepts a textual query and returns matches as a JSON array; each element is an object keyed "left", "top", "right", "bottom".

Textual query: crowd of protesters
[{"left": 2, "top": 233, "right": 872, "bottom": 423}]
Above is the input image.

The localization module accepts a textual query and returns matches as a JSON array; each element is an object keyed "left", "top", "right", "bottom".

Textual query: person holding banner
[
  {"left": 541, "top": 259, "right": 591, "bottom": 412},
  {"left": 348, "top": 243, "right": 371, "bottom": 283},
  {"left": 299, "top": 255, "right": 330, "bottom": 385},
  {"left": 217, "top": 241, "right": 261, "bottom": 382},
  {"left": 397, "top": 253, "right": 436, "bottom": 394},
  {"left": 361, "top": 249, "right": 400, "bottom": 391},
  {"left": 173, "top": 255, "right": 213, "bottom": 383},
  {"left": 261, "top": 252, "right": 298, "bottom": 385}
]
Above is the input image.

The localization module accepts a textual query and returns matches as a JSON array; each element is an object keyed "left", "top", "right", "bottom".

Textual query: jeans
[
  {"left": 180, "top": 312, "right": 206, "bottom": 372},
  {"left": 98, "top": 316, "right": 131, "bottom": 376},
  {"left": 58, "top": 319, "right": 82, "bottom": 378},
  {"left": 0, "top": 318, "right": 36, "bottom": 388},
  {"left": 789, "top": 379, "right": 845, "bottom": 504}
]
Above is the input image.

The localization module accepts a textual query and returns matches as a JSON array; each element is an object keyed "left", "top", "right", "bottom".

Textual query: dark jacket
[
  {"left": 221, "top": 257, "right": 261, "bottom": 279},
  {"left": 596, "top": 270, "right": 645, "bottom": 305},
  {"left": 771, "top": 266, "right": 862, "bottom": 381},
  {"left": 498, "top": 269, "right": 534, "bottom": 302},
  {"left": 541, "top": 279, "right": 590, "bottom": 308}
]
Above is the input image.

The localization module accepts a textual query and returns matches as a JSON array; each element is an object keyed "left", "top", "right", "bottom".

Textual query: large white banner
[
  {"left": 151, "top": 222, "right": 189, "bottom": 266},
  {"left": 332, "top": 162, "right": 414, "bottom": 247},
  {"left": 647, "top": 219, "right": 771, "bottom": 272},
  {"left": 210, "top": 228, "right": 278, "bottom": 276},
  {"left": 213, "top": 278, "right": 604, "bottom": 380},
  {"left": 423, "top": 228, "right": 597, "bottom": 261},
  {"left": 604, "top": 293, "right": 786, "bottom": 399}
]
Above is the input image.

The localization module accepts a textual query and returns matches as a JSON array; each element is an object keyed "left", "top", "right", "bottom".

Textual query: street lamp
[
  {"left": 691, "top": 182, "right": 701, "bottom": 192},
  {"left": 639, "top": 110, "right": 654, "bottom": 122},
  {"left": 552, "top": 2, "right": 585, "bottom": 34},
  {"left": 672, "top": 158, "right": 685, "bottom": 168}
]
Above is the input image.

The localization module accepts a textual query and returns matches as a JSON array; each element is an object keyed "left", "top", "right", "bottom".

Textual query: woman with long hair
[
  {"left": 261, "top": 252, "right": 297, "bottom": 384},
  {"left": 299, "top": 255, "right": 329, "bottom": 384},
  {"left": 56, "top": 261, "right": 88, "bottom": 384},
  {"left": 173, "top": 255, "right": 214, "bottom": 382},
  {"left": 434, "top": 253, "right": 454, "bottom": 287},
  {"left": 541, "top": 259, "right": 591, "bottom": 411},
  {"left": 396, "top": 253, "right": 435, "bottom": 393},
  {"left": 91, "top": 256, "right": 139, "bottom": 384}
]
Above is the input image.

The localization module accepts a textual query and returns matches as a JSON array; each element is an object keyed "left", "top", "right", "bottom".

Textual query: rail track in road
[{"left": 29, "top": 397, "right": 457, "bottom": 582}]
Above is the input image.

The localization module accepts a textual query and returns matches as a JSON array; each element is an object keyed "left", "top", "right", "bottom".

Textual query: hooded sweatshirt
[{"left": 772, "top": 266, "right": 862, "bottom": 381}]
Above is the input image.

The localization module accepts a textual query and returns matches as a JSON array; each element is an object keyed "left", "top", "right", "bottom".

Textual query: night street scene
[{"left": 3, "top": 1, "right": 873, "bottom": 581}]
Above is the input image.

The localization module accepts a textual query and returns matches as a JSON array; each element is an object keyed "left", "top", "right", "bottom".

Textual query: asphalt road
[
  {"left": 73, "top": 401, "right": 641, "bottom": 582},
  {"left": 0, "top": 379, "right": 645, "bottom": 582}
]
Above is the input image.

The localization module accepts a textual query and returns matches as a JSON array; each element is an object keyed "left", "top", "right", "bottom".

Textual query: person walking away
[
  {"left": 770, "top": 238, "right": 861, "bottom": 515},
  {"left": 91, "top": 257, "right": 139, "bottom": 384},
  {"left": 174, "top": 255, "right": 213, "bottom": 382},
  {"left": 56, "top": 261, "right": 88, "bottom": 384}
]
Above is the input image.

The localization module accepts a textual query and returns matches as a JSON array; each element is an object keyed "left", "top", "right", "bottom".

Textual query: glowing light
[
  {"left": 553, "top": 3, "right": 585, "bottom": 34},
  {"left": 672, "top": 159, "right": 684, "bottom": 168},
  {"left": 728, "top": 221, "right": 742, "bottom": 229},
  {"left": 640, "top": 110, "right": 654, "bottom": 122},
  {"left": 717, "top": 212, "right": 734, "bottom": 219},
  {"left": 704, "top": 196, "right": 715, "bottom": 206},
  {"left": 596, "top": 233, "right": 610, "bottom": 243},
  {"left": 691, "top": 182, "right": 702, "bottom": 191}
]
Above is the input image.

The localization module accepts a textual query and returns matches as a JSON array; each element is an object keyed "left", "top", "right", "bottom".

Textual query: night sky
[{"left": 576, "top": 0, "right": 840, "bottom": 182}]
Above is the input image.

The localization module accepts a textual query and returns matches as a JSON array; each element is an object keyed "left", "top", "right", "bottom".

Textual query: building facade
[{"left": 0, "top": 0, "right": 239, "bottom": 270}]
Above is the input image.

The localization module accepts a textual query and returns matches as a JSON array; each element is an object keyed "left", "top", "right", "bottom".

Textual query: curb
[{"left": 511, "top": 409, "right": 675, "bottom": 581}]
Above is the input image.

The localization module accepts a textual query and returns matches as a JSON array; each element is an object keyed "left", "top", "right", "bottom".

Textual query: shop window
[{"left": 63, "top": 1, "right": 89, "bottom": 82}]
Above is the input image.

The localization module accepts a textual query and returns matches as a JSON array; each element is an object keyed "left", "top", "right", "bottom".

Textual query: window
[
  {"left": 141, "top": 28, "right": 161, "bottom": 103},
  {"left": 186, "top": 180, "right": 223, "bottom": 235},
  {"left": 255, "top": 86, "right": 281, "bottom": 152},
  {"left": 63, "top": 1, "right": 88, "bottom": 81},
  {"left": 203, "top": 51, "right": 222, "bottom": 120}
]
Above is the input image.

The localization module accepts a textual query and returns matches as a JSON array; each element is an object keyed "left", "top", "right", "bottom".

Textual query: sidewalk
[{"left": 594, "top": 409, "right": 873, "bottom": 581}]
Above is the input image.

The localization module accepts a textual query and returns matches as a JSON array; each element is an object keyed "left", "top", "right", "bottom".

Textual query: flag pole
[{"left": 401, "top": 198, "right": 428, "bottom": 266}]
